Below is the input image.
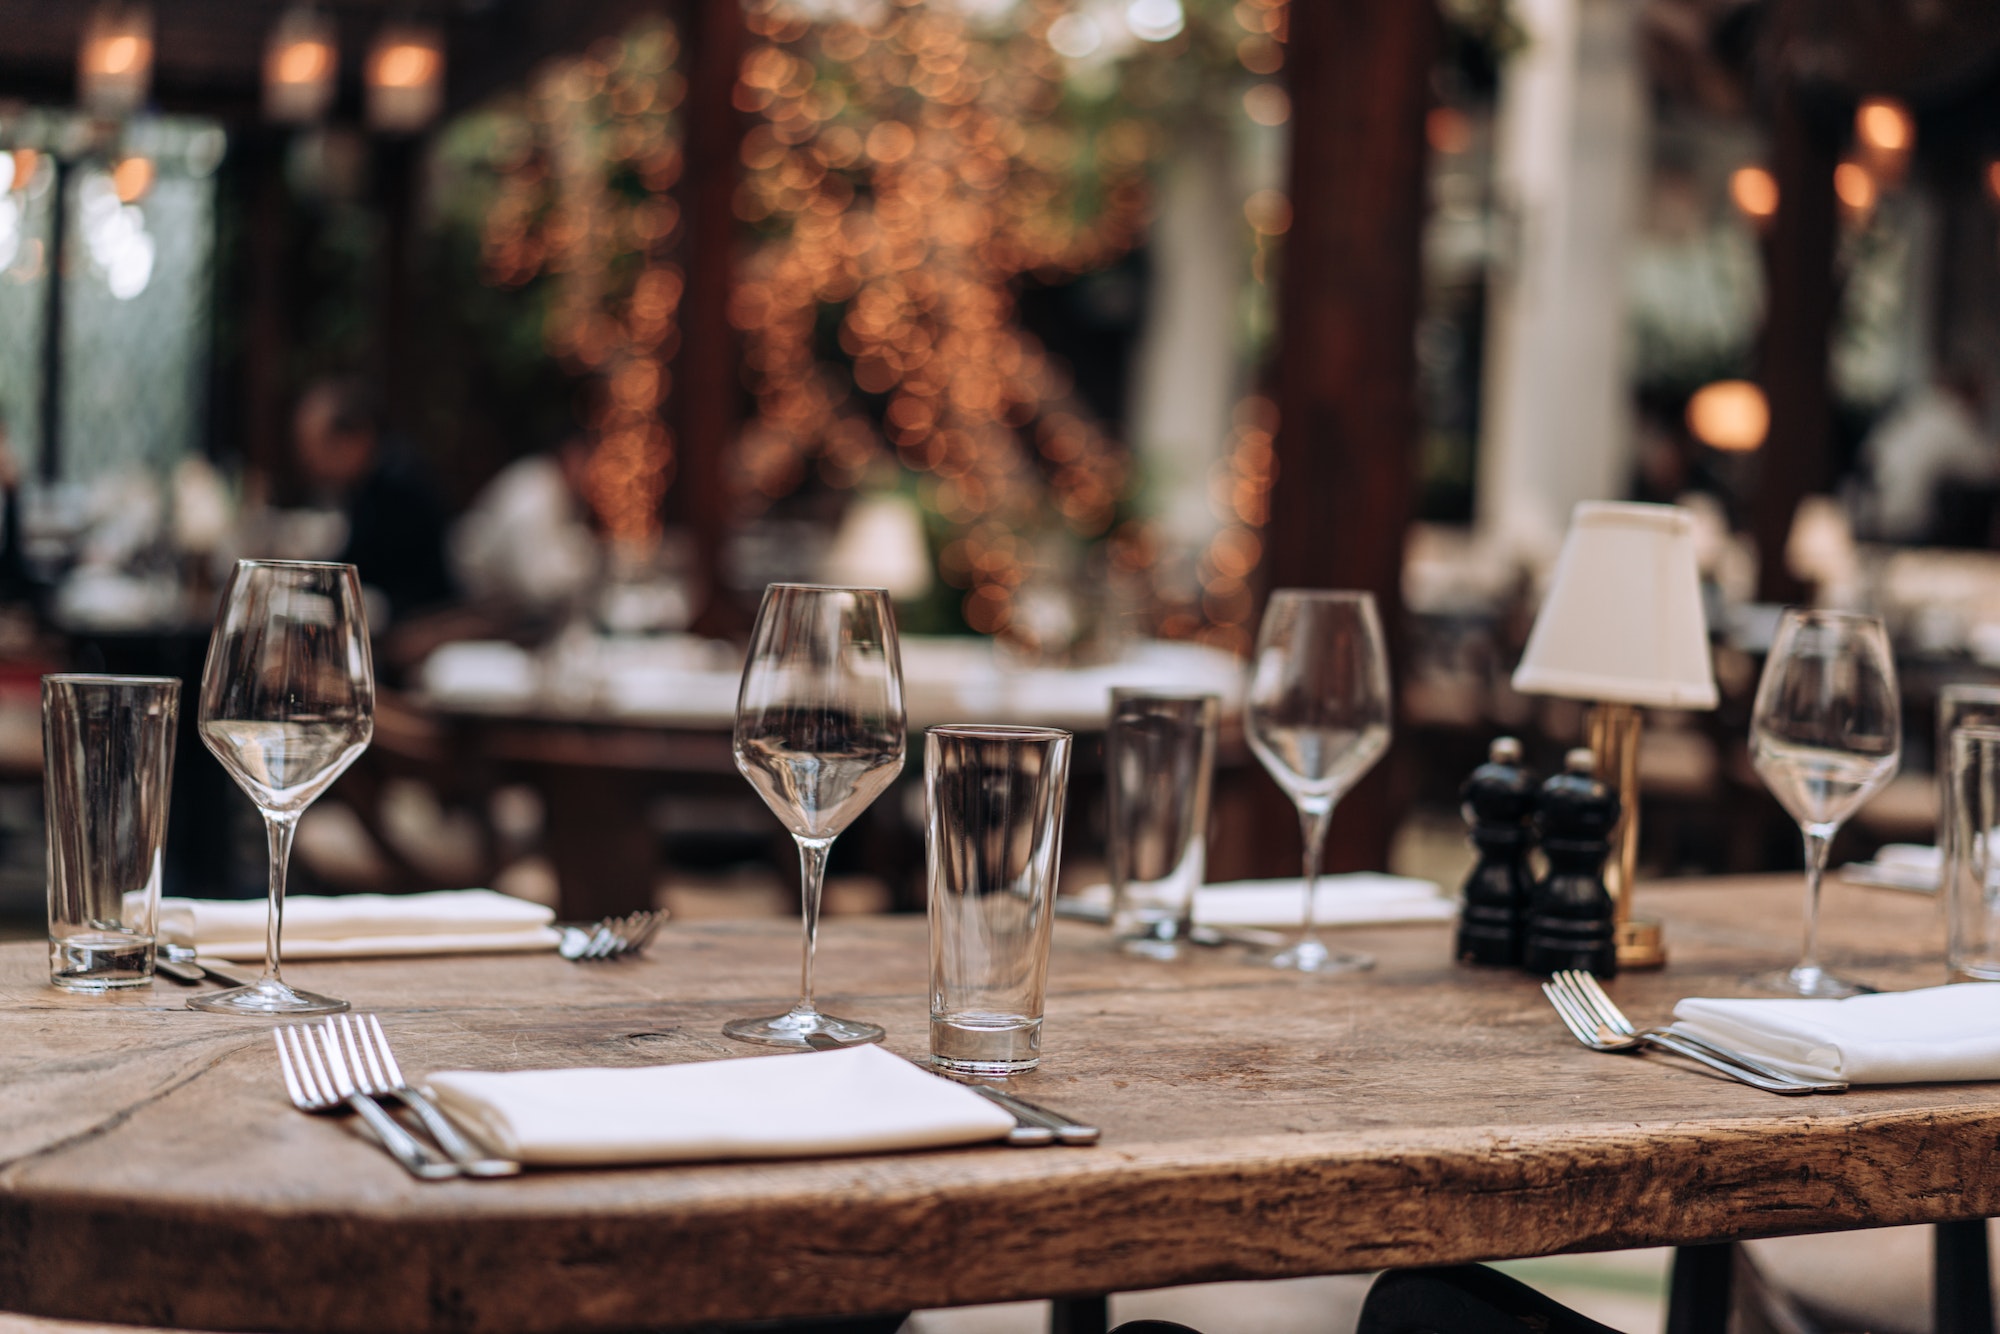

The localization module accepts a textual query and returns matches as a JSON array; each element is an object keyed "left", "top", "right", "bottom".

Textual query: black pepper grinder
[
  {"left": 1454, "top": 737, "right": 1537, "bottom": 967},
  {"left": 1522, "top": 748, "right": 1620, "bottom": 978}
]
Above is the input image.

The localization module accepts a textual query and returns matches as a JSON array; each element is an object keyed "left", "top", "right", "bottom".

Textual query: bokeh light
[
  {"left": 1687, "top": 380, "right": 1768, "bottom": 452},
  {"left": 1729, "top": 165, "right": 1778, "bottom": 222}
]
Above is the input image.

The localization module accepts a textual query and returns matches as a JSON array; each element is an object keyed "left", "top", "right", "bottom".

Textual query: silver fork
[
  {"left": 558, "top": 910, "right": 666, "bottom": 961},
  {"left": 333, "top": 1015, "right": 521, "bottom": 1176},
  {"left": 1540, "top": 976, "right": 1817, "bottom": 1095},
  {"left": 1561, "top": 971, "right": 1848, "bottom": 1095},
  {"left": 273, "top": 1024, "right": 459, "bottom": 1179}
]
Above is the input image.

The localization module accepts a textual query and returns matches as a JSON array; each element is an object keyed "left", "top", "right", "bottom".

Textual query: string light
[
  {"left": 476, "top": 22, "right": 687, "bottom": 546},
  {"left": 1729, "top": 165, "right": 1778, "bottom": 223},
  {"left": 731, "top": 0, "right": 1155, "bottom": 636}
]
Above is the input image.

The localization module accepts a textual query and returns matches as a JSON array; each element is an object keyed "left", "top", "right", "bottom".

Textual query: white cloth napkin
[
  {"left": 1070, "top": 873, "right": 1453, "bottom": 928},
  {"left": 1672, "top": 984, "right": 2000, "bottom": 1084},
  {"left": 426, "top": 1044, "right": 1018, "bottom": 1166},
  {"left": 158, "top": 890, "right": 561, "bottom": 961},
  {"left": 1841, "top": 843, "right": 1941, "bottom": 893}
]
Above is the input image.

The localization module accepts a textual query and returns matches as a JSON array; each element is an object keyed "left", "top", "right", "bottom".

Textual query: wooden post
[
  {"left": 675, "top": 0, "right": 748, "bottom": 638},
  {"left": 1256, "top": 0, "right": 1438, "bottom": 874},
  {"left": 1750, "top": 79, "right": 1841, "bottom": 604}
]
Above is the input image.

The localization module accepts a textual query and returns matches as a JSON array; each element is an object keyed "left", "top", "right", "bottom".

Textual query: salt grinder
[
  {"left": 1454, "top": 736, "right": 1536, "bottom": 967},
  {"left": 1522, "top": 747, "right": 1620, "bottom": 978}
]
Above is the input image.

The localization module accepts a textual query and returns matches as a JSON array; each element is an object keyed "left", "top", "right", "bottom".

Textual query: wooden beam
[
  {"left": 1255, "top": 0, "right": 1438, "bottom": 874},
  {"left": 675, "top": 0, "right": 748, "bottom": 638},
  {"left": 1750, "top": 77, "right": 1841, "bottom": 604}
]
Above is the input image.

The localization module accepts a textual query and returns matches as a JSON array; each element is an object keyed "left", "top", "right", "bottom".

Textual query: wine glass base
[
  {"left": 723, "top": 1009, "right": 884, "bottom": 1049},
  {"left": 187, "top": 978, "right": 349, "bottom": 1016},
  {"left": 1747, "top": 965, "right": 1876, "bottom": 999},
  {"left": 1254, "top": 939, "right": 1374, "bottom": 975}
]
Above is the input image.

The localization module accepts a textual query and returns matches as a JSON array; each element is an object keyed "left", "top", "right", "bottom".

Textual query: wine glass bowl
[
  {"left": 1244, "top": 590, "right": 1393, "bottom": 974},
  {"left": 727, "top": 584, "right": 905, "bottom": 1048},
  {"left": 191, "top": 560, "right": 374, "bottom": 1016},
  {"left": 1749, "top": 608, "right": 1900, "bottom": 998}
]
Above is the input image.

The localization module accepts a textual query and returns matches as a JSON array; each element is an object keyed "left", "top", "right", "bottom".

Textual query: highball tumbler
[
  {"left": 926, "top": 724, "right": 1072, "bottom": 1074},
  {"left": 44, "top": 675, "right": 180, "bottom": 991}
]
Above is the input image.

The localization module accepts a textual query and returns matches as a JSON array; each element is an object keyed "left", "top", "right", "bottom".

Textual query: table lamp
[{"left": 1511, "top": 501, "right": 1718, "bottom": 968}]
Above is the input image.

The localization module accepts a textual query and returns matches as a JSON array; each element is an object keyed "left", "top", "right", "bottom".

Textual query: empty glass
[
  {"left": 44, "top": 675, "right": 180, "bottom": 991},
  {"left": 1938, "top": 684, "right": 2000, "bottom": 863},
  {"left": 1107, "top": 690, "right": 1219, "bottom": 959},
  {"left": 1944, "top": 724, "right": 2000, "bottom": 981},
  {"left": 1748, "top": 608, "right": 1901, "bottom": 997},
  {"left": 927, "top": 724, "right": 1072, "bottom": 1074},
  {"left": 729, "top": 584, "right": 906, "bottom": 1048},
  {"left": 1244, "top": 590, "right": 1393, "bottom": 974},
  {"left": 194, "top": 560, "right": 375, "bottom": 1016}
]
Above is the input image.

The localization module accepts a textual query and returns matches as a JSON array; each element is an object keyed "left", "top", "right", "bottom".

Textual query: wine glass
[
  {"left": 728, "top": 584, "right": 905, "bottom": 1047},
  {"left": 1244, "top": 589, "right": 1393, "bottom": 974},
  {"left": 1749, "top": 608, "right": 1901, "bottom": 997},
  {"left": 191, "top": 560, "right": 375, "bottom": 1016}
]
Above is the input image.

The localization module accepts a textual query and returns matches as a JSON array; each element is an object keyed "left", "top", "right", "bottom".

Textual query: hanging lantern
[
  {"left": 366, "top": 24, "right": 445, "bottom": 133},
  {"left": 79, "top": 4, "right": 154, "bottom": 118},
  {"left": 265, "top": 8, "right": 338, "bottom": 124}
]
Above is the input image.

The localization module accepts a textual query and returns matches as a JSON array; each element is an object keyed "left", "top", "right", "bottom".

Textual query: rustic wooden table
[{"left": 2, "top": 875, "right": 1994, "bottom": 1333}]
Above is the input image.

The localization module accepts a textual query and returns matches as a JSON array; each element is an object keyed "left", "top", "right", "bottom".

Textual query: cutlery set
[{"left": 1542, "top": 969, "right": 1847, "bottom": 1095}]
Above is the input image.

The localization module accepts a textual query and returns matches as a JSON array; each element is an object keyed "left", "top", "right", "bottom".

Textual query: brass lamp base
[
  {"left": 1587, "top": 701, "right": 1668, "bottom": 971},
  {"left": 1616, "top": 917, "right": 1667, "bottom": 970}
]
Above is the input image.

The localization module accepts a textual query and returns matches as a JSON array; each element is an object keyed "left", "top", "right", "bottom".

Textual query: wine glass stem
[
  {"left": 794, "top": 835, "right": 833, "bottom": 1017},
  {"left": 1297, "top": 800, "right": 1333, "bottom": 947},
  {"left": 260, "top": 809, "right": 301, "bottom": 986},
  {"left": 1798, "top": 824, "right": 1834, "bottom": 975}
]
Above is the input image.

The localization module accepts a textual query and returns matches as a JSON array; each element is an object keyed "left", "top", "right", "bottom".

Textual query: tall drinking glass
[
  {"left": 728, "top": 584, "right": 905, "bottom": 1048},
  {"left": 44, "top": 675, "right": 179, "bottom": 991},
  {"left": 1938, "top": 684, "right": 2000, "bottom": 865},
  {"left": 192, "top": 560, "right": 374, "bottom": 1016},
  {"left": 927, "top": 724, "right": 1072, "bottom": 1074},
  {"left": 1107, "top": 690, "right": 1218, "bottom": 959},
  {"left": 1749, "top": 608, "right": 1900, "bottom": 998},
  {"left": 1244, "top": 590, "right": 1392, "bottom": 974},
  {"left": 1944, "top": 724, "right": 2000, "bottom": 980}
]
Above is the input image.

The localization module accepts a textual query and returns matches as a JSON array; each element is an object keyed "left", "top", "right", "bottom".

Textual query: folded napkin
[
  {"left": 1841, "top": 843, "right": 1941, "bottom": 893},
  {"left": 1070, "top": 873, "right": 1454, "bottom": 928},
  {"left": 158, "top": 889, "right": 561, "bottom": 961},
  {"left": 426, "top": 1044, "right": 1017, "bottom": 1166},
  {"left": 1672, "top": 984, "right": 2000, "bottom": 1084}
]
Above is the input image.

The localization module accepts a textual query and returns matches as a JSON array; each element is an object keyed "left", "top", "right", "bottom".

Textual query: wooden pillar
[
  {"left": 240, "top": 131, "right": 294, "bottom": 486},
  {"left": 676, "top": 0, "right": 748, "bottom": 638},
  {"left": 1254, "top": 0, "right": 1438, "bottom": 875},
  {"left": 1751, "top": 79, "right": 1841, "bottom": 604}
]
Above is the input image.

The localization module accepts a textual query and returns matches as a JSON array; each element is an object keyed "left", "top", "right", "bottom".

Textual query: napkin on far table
[
  {"left": 1068, "top": 873, "right": 1454, "bottom": 928},
  {"left": 1672, "top": 985, "right": 2000, "bottom": 1084},
  {"left": 427, "top": 1044, "right": 1018, "bottom": 1166},
  {"left": 158, "top": 889, "right": 562, "bottom": 961}
]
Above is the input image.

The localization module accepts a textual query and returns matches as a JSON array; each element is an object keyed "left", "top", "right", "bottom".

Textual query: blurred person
[
  {"left": 291, "top": 376, "right": 455, "bottom": 623},
  {"left": 448, "top": 435, "right": 602, "bottom": 621},
  {"left": 1859, "top": 366, "right": 1996, "bottom": 545}
]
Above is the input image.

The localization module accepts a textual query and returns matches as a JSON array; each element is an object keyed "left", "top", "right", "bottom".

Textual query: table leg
[
  {"left": 1665, "top": 1243, "right": 1733, "bottom": 1334},
  {"left": 1050, "top": 1295, "right": 1109, "bottom": 1334},
  {"left": 1935, "top": 1220, "right": 1996, "bottom": 1334}
]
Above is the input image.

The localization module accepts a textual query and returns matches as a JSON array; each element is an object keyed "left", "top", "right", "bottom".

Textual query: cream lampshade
[{"left": 1512, "top": 501, "right": 1718, "bottom": 967}]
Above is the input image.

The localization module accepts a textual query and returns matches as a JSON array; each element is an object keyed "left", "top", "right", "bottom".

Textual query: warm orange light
[
  {"left": 1856, "top": 97, "right": 1913, "bottom": 155},
  {"left": 275, "top": 39, "right": 333, "bottom": 85},
  {"left": 1687, "top": 380, "right": 1769, "bottom": 452},
  {"left": 1242, "top": 83, "right": 1289, "bottom": 127},
  {"left": 95, "top": 34, "right": 146, "bottom": 75},
  {"left": 375, "top": 43, "right": 440, "bottom": 89},
  {"left": 1426, "top": 106, "right": 1472, "bottom": 156},
  {"left": 10, "top": 149, "right": 39, "bottom": 192},
  {"left": 1730, "top": 165, "right": 1778, "bottom": 221},
  {"left": 1986, "top": 160, "right": 2000, "bottom": 205},
  {"left": 110, "top": 156, "right": 154, "bottom": 203},
  {"left": 1834, "top": 161, "right": 1877, "bottom": 214},
  {"left": 1244, "top": 188, "right": 1290, "bottom": 235}
]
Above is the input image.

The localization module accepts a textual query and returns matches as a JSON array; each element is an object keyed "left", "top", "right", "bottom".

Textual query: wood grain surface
[{"left": 2, "top": 875, "right": 1995, "bottom": 1333}]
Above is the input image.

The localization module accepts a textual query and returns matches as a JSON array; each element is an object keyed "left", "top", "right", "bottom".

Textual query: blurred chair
[{"left": 1355, "top": 1266, "right": 1623, "bottom": 1334}]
